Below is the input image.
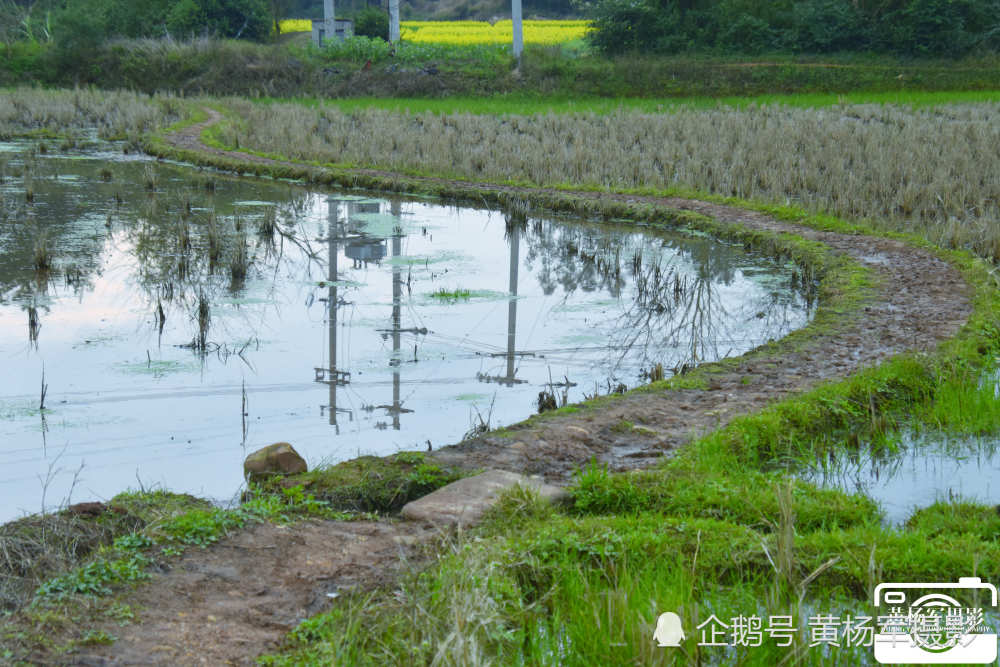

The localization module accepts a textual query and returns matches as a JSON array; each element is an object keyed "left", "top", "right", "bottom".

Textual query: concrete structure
[
  {"left": 512, "top": 0, "right": 523, "bottom": 59},
  {"left": 389, "top": 0, "right": 400, "bottom": 42},
  {"left": 312, "top": 0, "right": 353, "bottom": 47},
  {"left": 312, "top": 18, "right": 353, "bottom": 46}
]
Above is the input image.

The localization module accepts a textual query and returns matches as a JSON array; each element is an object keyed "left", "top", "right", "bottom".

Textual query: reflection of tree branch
[
  {"left": 613, "top": 269, "right": 729, "bottom": 371},
  {"left": 127, "top": 196, "right": 322, "bottom": 353},
  {"left": 275, "top": 221, "right": 322, "bottom": 264},
  {"left": 521, "top": 218, "right": 810, "bottom": 376}
]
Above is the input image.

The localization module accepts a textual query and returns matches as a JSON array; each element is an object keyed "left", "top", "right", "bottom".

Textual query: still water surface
[
  {"left": 800, "top": 432, "right": 1000, "bottom": 525},
  {"left": 0, "top": 140, "right": 813, "bottom": 522}
]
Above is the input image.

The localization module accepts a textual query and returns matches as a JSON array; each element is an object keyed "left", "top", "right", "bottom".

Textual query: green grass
[
  {"left": 905, "top": 501, "right": 1000, "bottom": 542},
  {"left": 260, "top": 472, "right": 1000, "bottom": 665},
  {"left": 261, "top": 89, "right": 1000, "bottom": 115},
  {"left": 257, "top": 451, "right": 467, "bottom": 513},
  {"left": 428, "top": 287, "right": 473, "bottom": 302},
  {"left": 0, "top": 447, "right": 468, "bottom": 661},
  {"left": 258, "top": 304, "right": 1000, "bottom": 664},
  {"left": 7, "top": 36, "right": 1000, "bottom": 99},
  {"left": 29, "top": 485, "right": 355, "bottom": 604}
]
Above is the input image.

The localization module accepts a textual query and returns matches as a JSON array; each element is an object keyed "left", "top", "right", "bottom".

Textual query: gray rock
[
  {"left": 400, "top": 469, "right": 568, "bottom": 528},
  {"left": 244, "top": 442, "right": 307, "bottom": 482}
]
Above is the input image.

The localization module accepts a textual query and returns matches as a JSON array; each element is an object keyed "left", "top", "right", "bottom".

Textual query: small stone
[
  {"left": 244, "top": 442, "right": 307, "bottom": 482},
  {"left": 64, "top": 501, "right": 106, "bottom": 516},
  {"left": 400, "top": 469, "right": 569, "bottom": 529}
]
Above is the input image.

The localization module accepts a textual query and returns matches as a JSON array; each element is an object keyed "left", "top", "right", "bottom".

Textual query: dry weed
[{"left": 223, "top": 99, "right": 1000, "bottom": 259}]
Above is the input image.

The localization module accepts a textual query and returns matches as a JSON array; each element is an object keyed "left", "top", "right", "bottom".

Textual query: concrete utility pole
[
  {"left": 512, "top": 0, "right": 523, "bottom": 60},
  {"left": 389, "top": 0, "right": 400, "bottom": 42},
  {"left": 324, "top": 0, "right": 334, "bottom": 36}
]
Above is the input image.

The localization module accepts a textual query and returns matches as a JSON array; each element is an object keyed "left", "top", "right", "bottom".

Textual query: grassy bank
[
  {"left": 0, "top": 88, "right": 184, "bottom": 142},
  {"left": 0, "top": 452, "right": 463, "bottom": 660},
  {"left": 4, "top": 37, "right": 1000, "bottom": 99}
]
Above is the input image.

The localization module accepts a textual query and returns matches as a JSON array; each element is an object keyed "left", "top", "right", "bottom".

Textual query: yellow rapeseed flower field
[
  {"left": 278, "top": 18, "right": 313, "bottom": 33},
  {"left": 401, "top": 20, "right": 590, "bottom": 45},
  {"left": 279, "top": 18, "right": 591, "bottom": 45}
]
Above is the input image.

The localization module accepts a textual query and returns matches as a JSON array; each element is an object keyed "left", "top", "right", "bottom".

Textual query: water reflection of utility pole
[
  {"left": 478, "top": 222, "right": 529, "bottom": 386},
  {"left": 316, "top": 198, "right": 352, "bottom": 432},
  {"left": 390, "top": 200, "right": 403, "bottom": 429},
  {"left": 506, "top": 222, "right": 520, "bottom": 382},
  {"left": 372, "top": 200, "right": 420, "bottom": 428}
]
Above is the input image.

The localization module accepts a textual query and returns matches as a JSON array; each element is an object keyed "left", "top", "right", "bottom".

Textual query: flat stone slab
[{"left": 400, "top": 469, "right": 569, "bottom": 528}]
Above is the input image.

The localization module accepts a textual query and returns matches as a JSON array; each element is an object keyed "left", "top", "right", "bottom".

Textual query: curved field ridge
[
  {"left": 437, "top": 199, "right": 973, "bottom": 477},
  {"left": 67, "top": 107, "right": 972, "bottom": 666},
  {"left": 167, "top": 108, "right": 972, "bottom": 479}
]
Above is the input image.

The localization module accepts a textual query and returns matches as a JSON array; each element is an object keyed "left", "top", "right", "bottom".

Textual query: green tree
[
  {"left": 165, "top": 0, "right": 271, "bottom": 40},
  {"left": 50, "top": 0, "right": 107, "bottom": 55},
  {"left": 586, "top": 0, "right": 1000, "bottom": 56},
  {"left": 354, "top": 5, "right": 389, "bottom": 40}
]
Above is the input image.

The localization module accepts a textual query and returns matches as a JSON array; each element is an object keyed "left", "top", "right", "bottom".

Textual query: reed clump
[
  {"left": 32, "top": 234, "right": 52, "bottom": 273},
  {"left": 256, "top": 207, "right": 277, "bottom": 244},
  {"left": 0, "top": 88, "right": 183, "bottom": 139},
  {"left": 143, "top": 164, "right": 158, "bottom": 191},
  {"left": 206, "top": 215, "right": 222, "bottom": 268},
  {"left": 195, "top": 293, "right": 210, "bottom": 352},
  {"left": 229, "top": 231, "right": 249, "bottom": 290}
]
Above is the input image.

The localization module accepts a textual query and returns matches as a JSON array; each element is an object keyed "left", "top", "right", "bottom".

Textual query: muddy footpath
[{"left": 59, "top": 109, "right": 973, "bottom": 665}]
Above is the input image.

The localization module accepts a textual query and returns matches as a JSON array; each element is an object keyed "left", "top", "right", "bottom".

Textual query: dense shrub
[
  {"left": 353, "top": 6, "right": 390, "bottom": 41},
  {"left": 589, "top": 0, "right": 682, "bottom": 54},
  {"left": 36, "top": 0, "right": 271, "bottom": 56},
  {"left": 587, "top": 0, "right": 1000, "bottom": 56},
  {"left": 165, "top": 0, "right": 272, "bottom": 42},
  {"left": 789, "top": 0, "right": 869, "bottom": 53},
  {"left": 716, "top": 12, "right": 781, "bottom": 54}
]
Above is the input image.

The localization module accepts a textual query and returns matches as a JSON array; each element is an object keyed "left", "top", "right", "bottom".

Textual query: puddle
[
  {"left": 0, "top": 140, "right": 815, "bottom": 522},
  {"left": 798, "top": 432, "right": 1000, "bottom": 525}
]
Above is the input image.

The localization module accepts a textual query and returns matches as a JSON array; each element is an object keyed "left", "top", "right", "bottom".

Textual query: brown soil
[
  {"left": 35, "top": 107, "right": 973, "bottom": 665},
  {"left": 70, "top": 520, "right": 437, "bottom": 666}
]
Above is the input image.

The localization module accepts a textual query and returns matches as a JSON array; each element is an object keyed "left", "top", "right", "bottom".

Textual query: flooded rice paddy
[
  {"left": 800, "top": 432, "right": 1000, "bottom": 525},
  {"left": 0, "top": 139, "right": 814, "bottom": 522}
]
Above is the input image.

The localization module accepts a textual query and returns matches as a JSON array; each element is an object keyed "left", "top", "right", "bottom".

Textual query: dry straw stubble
[{"left": 220, "top": 99, "right": 1000, "bottom": 260}]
